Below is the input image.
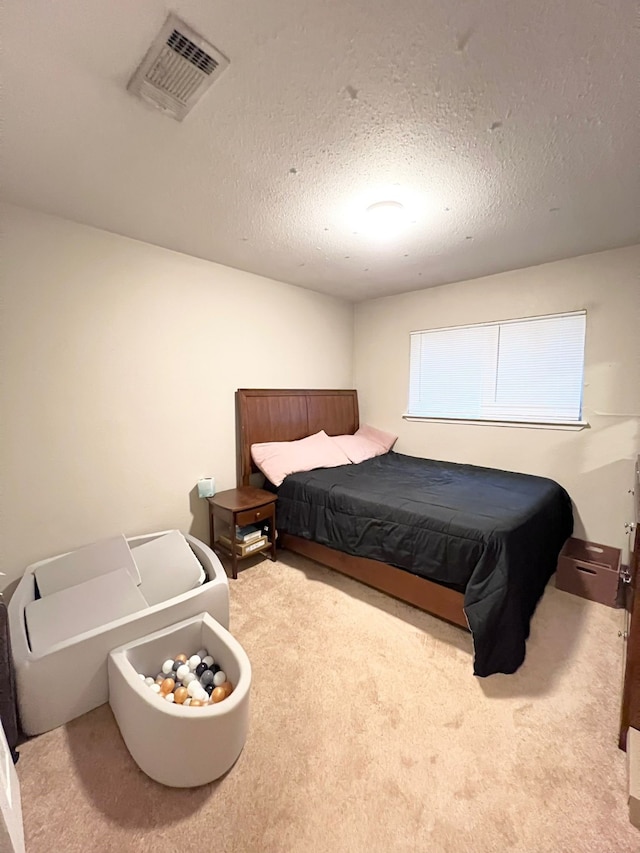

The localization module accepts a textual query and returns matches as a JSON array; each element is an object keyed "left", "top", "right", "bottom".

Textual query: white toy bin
[
  {"left": 9, "top": 532, "right": 230, "bottom": 736},
  {"left": 108, "top": 612, "right": 251, "bottom": 788}
]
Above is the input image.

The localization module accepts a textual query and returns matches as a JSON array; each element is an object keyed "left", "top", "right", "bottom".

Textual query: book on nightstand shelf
[
  {"left": 234, "top": 523, "right": 267, "bottom": 543},
  {"left": 218, "top": 534, "right": 269, "bottom": 557}
]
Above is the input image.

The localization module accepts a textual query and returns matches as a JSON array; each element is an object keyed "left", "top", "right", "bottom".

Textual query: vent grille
[
  {"left": 166, "top": 30, "right": 218, "bottom": 75},
  {"left": 128, "top": 14, "right": 229, "bottom": 121},
  {"left": 146, "top": 44, "right": 210, "bottom": 104}
]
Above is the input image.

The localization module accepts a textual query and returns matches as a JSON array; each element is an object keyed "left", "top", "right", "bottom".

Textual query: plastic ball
[
  {"left": 213, "top": 671, "right": 226, "bottom": 687},
  {"left": 188, "top": 655, "right": 201, "bottom": 671},
  {"left": 164, "top": 692, "right": 175, "bottom": 703},
  {"left": 144, "top": 677, "right": 155, "bottom": 686},
  {"left": 183, "top": 672, "right": 196, "bottom": 686},
  {"left": 155, "top": 674, "right": 165, "bottom": 684},
  {"left": 183, "top": 698, "right": 191, "bottom": 706},
  {"left": 219, "top": 681, "right": 233, "bottom": 698},
  {"left": 138, "top": 672, "right": 145, "bottom": 680},
  {"left": 202, "top": 656, "right": 214, "bottom": 668},
  {"left": 196, "top": 648, "right": 208, "bottom": 659},
  {"left": 174, "top": 686, "right": 188, "bottom": 704},
  {"left": 187, "top": 680, "right": 201, "bottom": 697},
  {"left": 208, "top": 664, "right": 221, "bottom": 675},
  {"left": 175, "top": 654, "right": 188, "bottom": 664},
  {"left": 150, "top": 683, "right": 161, "bottom": 694},
  {"left": 176, "top": 664, "right": 189, "bottom": 682},
  {"left": 200, "top": 670, "right": 214, "bottom": 687},
  {"left": 190, "top": 699, "right": 204, "bottom": 707},
  {"left": 204, "top": 683, "right": 214, "bottom": 696},
  {"left": 211, "top": 687, "right": 226, "bottom": 703},
  {"left": 160, "top": 678, "right": 175, "bottom": 694},
  {"left": 195, "top": 687, "right": 209, "bottom": 702},
  {"left": 171, "top": 660, "right": 181, "bottom": 672},
  {"left": 161, "top": 659, "right": 174, "bottom": 675},
  {"left": 195, "top": 662, "right": 207, "bottom": 678}
]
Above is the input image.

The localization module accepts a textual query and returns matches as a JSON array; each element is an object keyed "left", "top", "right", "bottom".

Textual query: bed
[{"left": 236, "top": 388, "right": 573, "bottom": 676}]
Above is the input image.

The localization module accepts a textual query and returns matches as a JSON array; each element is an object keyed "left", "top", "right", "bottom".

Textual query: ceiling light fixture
[{"left": 364, "top": 200, "right": 408, "bottom": 239}]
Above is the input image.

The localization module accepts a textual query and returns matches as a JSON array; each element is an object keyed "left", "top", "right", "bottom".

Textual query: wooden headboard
[{"left": 236, "top": 389, "right": 359, "bottom": 486}]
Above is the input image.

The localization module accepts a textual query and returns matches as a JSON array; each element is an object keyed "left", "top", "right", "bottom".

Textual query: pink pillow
[
  {"left": 251, "top": 430, "right": 352, "bottom": 487},
  {"left": 356, "top": 424, "right": 397, "bottom": 452},
  {"left": 331, "top": 433, "right": 387, "bottom": 465},
  {"left": 332, "top": 425, "right": 398, "bottom": 464}
]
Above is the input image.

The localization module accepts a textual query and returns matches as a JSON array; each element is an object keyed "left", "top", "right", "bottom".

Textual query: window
[{"left": 407, "top": 310, "right": 586, "bottom": 426}]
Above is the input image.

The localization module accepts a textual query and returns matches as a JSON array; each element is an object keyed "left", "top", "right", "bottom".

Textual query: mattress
[{"left": 276, "top": 452, "right": 573, "bottom": 676}]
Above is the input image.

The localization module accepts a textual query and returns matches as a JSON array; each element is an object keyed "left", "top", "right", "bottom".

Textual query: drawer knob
[
  {"left": 619, "top": 630, "right": 629, "bottom": 639},
  {"left": 256, "top": 511, "right": 261, "bottom": 518}
]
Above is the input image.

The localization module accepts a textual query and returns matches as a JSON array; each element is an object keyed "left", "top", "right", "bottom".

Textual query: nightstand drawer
[{"left": 236, "top": 505, "right": 273, "bottom": 527}]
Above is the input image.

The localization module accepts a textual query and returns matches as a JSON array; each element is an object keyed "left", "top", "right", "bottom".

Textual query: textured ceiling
[{"left": 3, "top": 0, "right": 639, "bottom": 301}]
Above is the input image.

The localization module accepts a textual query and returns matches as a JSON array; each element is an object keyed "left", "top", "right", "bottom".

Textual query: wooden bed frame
[{"left": 236, "top": 388, "right": 468, "bottom": 629}]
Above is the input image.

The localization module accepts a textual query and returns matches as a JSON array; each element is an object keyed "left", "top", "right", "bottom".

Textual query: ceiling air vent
[{"left": 128, "top": 14, "right": 229, "bottom": 121}]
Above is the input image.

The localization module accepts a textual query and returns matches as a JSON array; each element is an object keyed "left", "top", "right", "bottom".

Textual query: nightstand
[{"left": 207, "top": 487, "right": 277, "bottom": 579}]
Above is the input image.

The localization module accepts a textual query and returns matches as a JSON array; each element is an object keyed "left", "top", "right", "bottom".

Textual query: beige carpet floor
[{"left": 16, "top": 553, "right": 639, "bottom": 853}]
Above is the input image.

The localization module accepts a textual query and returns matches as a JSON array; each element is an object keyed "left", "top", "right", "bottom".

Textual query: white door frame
[{"left": 0, "top": 721, "right": 25, "bottom": 853}]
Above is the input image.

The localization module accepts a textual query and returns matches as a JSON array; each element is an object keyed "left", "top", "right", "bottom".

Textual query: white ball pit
[{"left": 108, "top": 612, "right": 251, "bottom": 787}]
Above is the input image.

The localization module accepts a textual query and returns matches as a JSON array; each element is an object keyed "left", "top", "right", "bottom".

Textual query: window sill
[{"left": 402, "top": 415, "right": 589, "bottom": 431}]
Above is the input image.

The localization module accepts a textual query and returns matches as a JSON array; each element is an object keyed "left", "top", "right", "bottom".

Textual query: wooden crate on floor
[{"left": 556, "top": 537, "right": 621, "bottom": 607}]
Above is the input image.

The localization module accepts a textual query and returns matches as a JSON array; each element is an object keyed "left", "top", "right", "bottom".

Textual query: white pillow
[{"left": 251, "top": 430, "right": 352, "bottom": 487}]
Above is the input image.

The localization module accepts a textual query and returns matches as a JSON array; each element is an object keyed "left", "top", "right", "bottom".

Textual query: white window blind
[{"left": 408, "top": 310, "right": 586, "bottom": 425}]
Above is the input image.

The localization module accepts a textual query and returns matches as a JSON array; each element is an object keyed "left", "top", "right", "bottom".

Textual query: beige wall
[
  {"left": 3, "top": 203, "right": 637, "bottom": 589},
  {"left": 355, "top": 245, "right": 640, "bottom": 558},
  {"left": 0, "top": 205, "right": 354, "bottom": 589}
]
